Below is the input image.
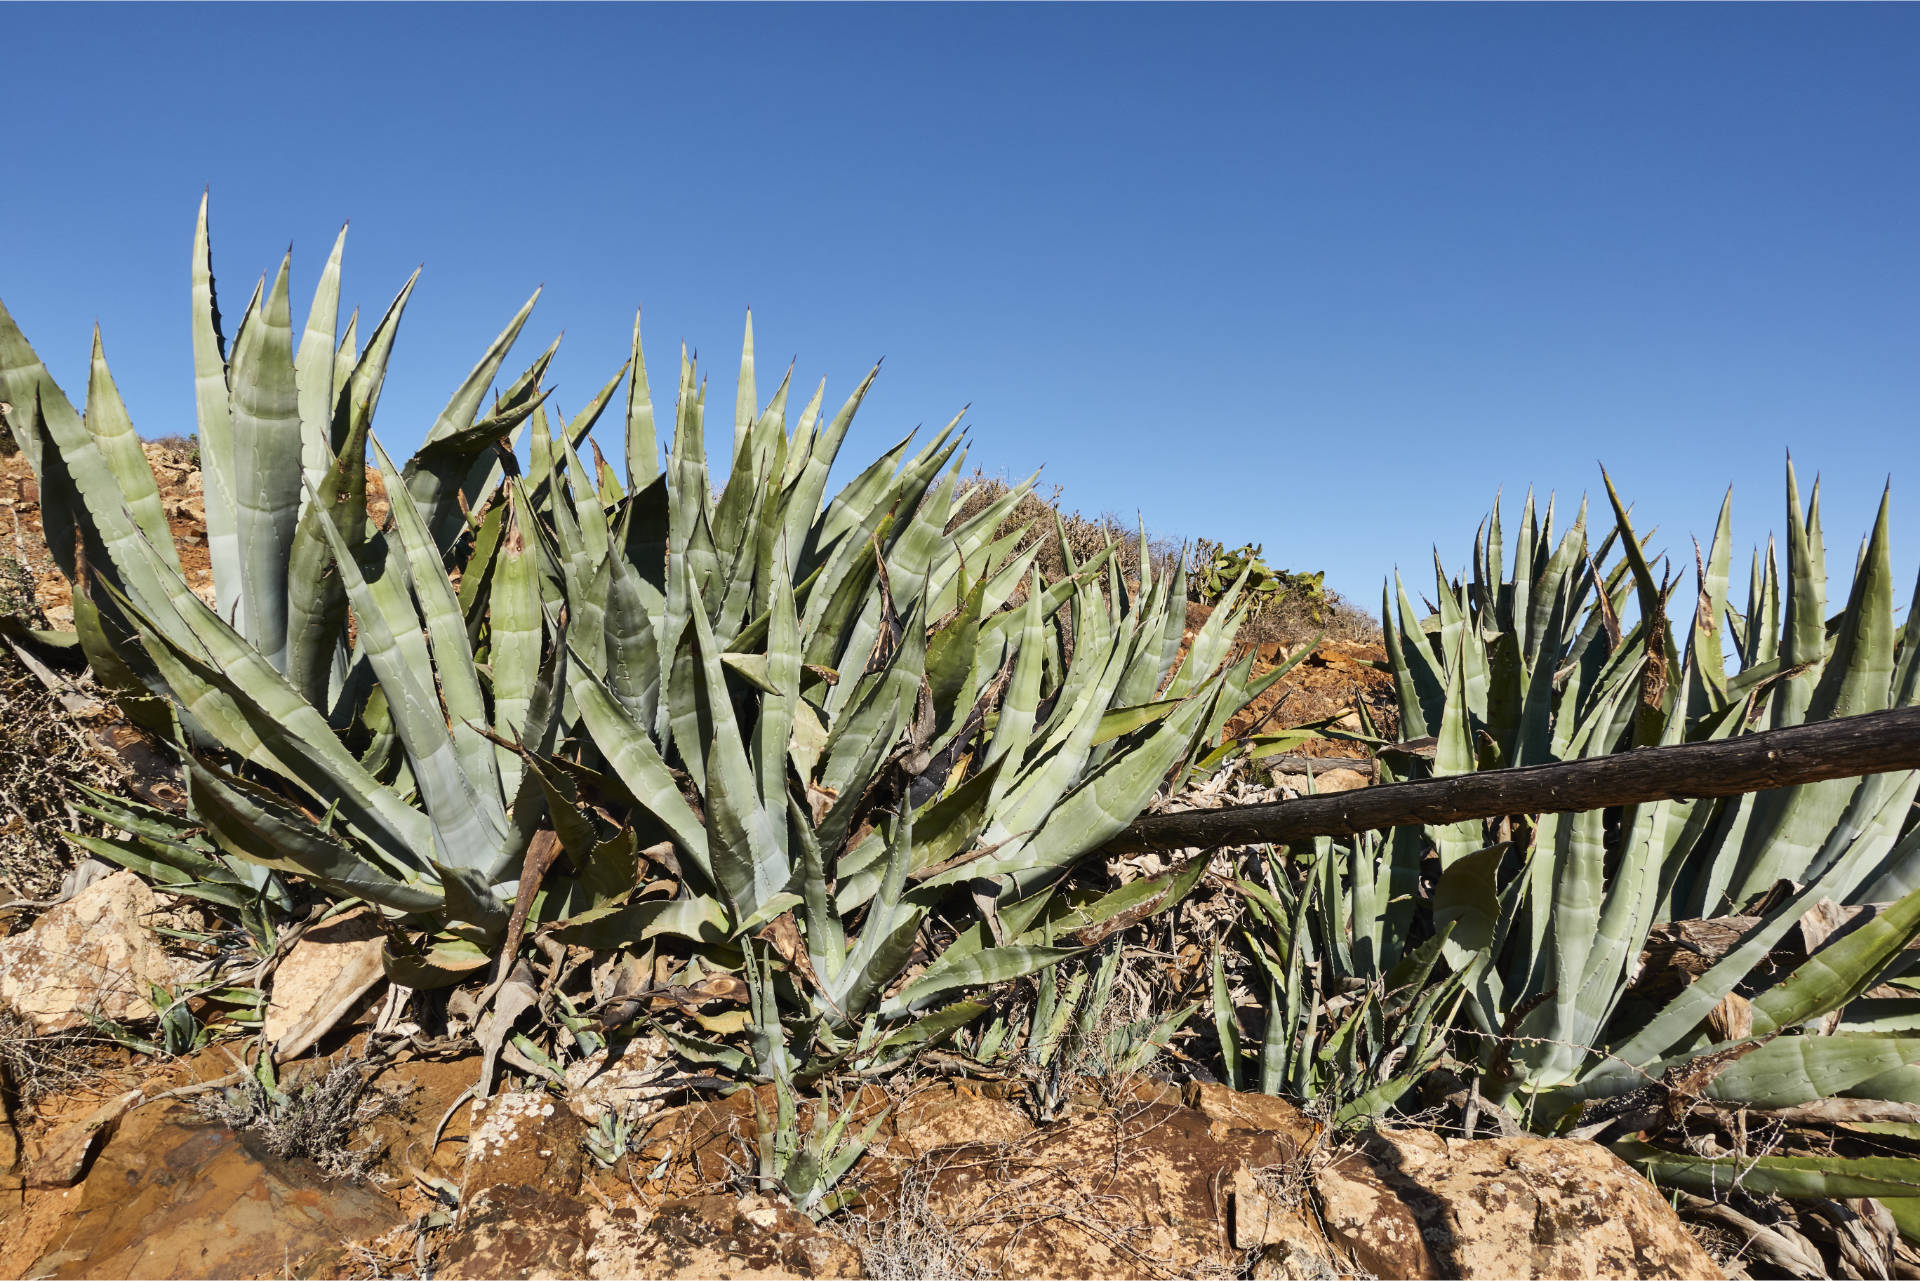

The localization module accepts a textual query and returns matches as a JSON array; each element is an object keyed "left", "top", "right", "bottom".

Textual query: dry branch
[{"left": 1110, "top": 704, "right": 1920, "bottom": 854}]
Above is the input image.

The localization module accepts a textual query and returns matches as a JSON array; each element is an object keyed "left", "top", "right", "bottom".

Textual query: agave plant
[
  {"left": 3, "top": 198, "right": 1260, "bottom": 1067},
  {"left": 1215, "top": 829, "right": 1465, "bottom": 1126},
  {"left": 0, "top": 196, "right": 604, "bottom": 985},
  {"left": 510, "top": 312, "right": 1265, "bottom": 1068},
  {"left": 1372, "top": 465, "right": 1920, "bottom": 1205}
]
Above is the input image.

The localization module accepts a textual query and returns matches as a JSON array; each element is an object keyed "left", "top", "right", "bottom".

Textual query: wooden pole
[{"left": 1107, "top": 704, "right": 1920, "bottom": 855}]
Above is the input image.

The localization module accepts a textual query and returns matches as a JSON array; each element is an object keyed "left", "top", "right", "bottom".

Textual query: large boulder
[
  {"left": 591, "top": 1193, "right": 861, "bottom": 1279},
  {"left": 1310, "top": 1127, "right": 1724, "bottom": 1280},
  {"left": 0, "top": 870, "right": 183, "bottom": 1034},
  {"left": 883, "top": 1081, "right": 1034, "bottom": 1158}
]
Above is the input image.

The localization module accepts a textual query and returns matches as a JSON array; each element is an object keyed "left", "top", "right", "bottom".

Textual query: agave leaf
[
  {"left": 1688, "top": 489, "right": 1735, "bottom": 712},
  {"left": 994, "top": 626, "right": 1131, "bottom": 838},
  {"left": 1191, "top": 635, "right": 1311, "bottom": 762},
  {"left": 784, "top": 368, "right": 879, "bottom": 565},
  {"left": 1731, "top": 484, "right": 1894, "bottom": 899},
  {"left": 1026, "top": 854, "right": 1208, "bottom": 944},
  {"left": 1564, "top": 668, "right": 1694, "bottom": 1048},
  {"left": 881, "top": 942, "right": 1084, "bottom": 1020},
  {"left": 563, "top": 644, "right": 714, "bottom": 887},
  {"left": 227, "top": 254, "right": 304, "bottom": 669},
  {"left": 690, "top": 568, "right": 791, "bottom": 925},
  {"left": 758, "top": 538, "right": 802, "bottom": 824},
  {"left": 1706, "top": 1033, "right": 1920, "bottom": 1107},
  {"left": 489, "top": 486, "right": 546, "bottom": 795},
  {"left": 1383, "top": 573, "right": 1443, "bottom": 738},
  {"left": 1429, "top": 625, "right": 1483, "bottom": 871},
  {"left": 548, "top": 896, "right": 730, "bottom": 949},
  {"left": 731, "top": 311, "right": 757, "bottom": 456},
  {"left": 879, "top": 454, "right": 961, "bottom": 621},
  {"left": 184, "top": 193, "right": 243, "bottom": 626},
  {"left": 283, "top": 397, "right": 371, "bottom": 711},
  {"left": 0, "top": 302, "right": 85, "bottom": 480},
  {"left": 1432, "top": 551, "right": 1490, "bottom": 727},
  {"left": 1614, "top": 799, "right": 1920, "bottom": 1070},
  {"left": 82, "top": 329, "right": 180, "bottom": 576},
  {"left": 604, "top": 513, "right": 663, "bottom": 727},
  {"left": 1213, "top": 943, "right": 1243, "bottom": 1091},
  {"left": 294, "top": 225, "right": 346, "bottom": 504},
  {"left": 788, "top": 793, "right": 845, "bottom": 986},
  {"left": 1434, "top": 842, "right": 1503, "bottom": 965},
  {"left": 458, "top": 501, "right": 506, "bottom": 619},
  {"left": 63, "top": 833, "right": 211, "bottom": 892},
  {"left": 331, "top": 310, "right": 358, "bottom": 410},
  {"left": 371, "top": 437, "right": 501, "bottom": 806},
  {"left": 927, "top": 571, "right": 988, "bottom": 729},
  {"left": 625, "top": 308, "right": 659, "bottom": 490},
  {"left": 562, "top": 430, "right": 613, "bottom": 570},
  {"left": 184, "top": 755, "right": 443, "bottom": 914},
  {"left": 836, "top": 757, "right": 1007, "bottom": 909},
  {"left": 981, "top": 578, "right": 1045, "bottom": 808},
  {"left": 405, "top": 287, "right": 539, "bottom": 535},
  {"left": 0, "top": 313, "right": 168, "bottom": 617},
  {"left": 798, "top": 508, "right": 890, "bottom": 673},
  {"left": 1617, "top": 1142, "right": 1920, "bottom": 1200},
  {"left": 865, "top": 1001, "right": 989, "bottom": 1062},
  {"left": 828, "top": 811, "right": 925, "bottom": 1023},
  {"left": 956, "top": 680, "right": 1221, "bottom": 898},
  {"left": 1753, "top": 878, "right": 1920, "bottom": 1035},
  {"left": 381, "top": 933, "right": 493, "bottom": 990},
  {"left": 309, "top": 488, "right": 506, "bottom": 869},
  {"left": 818, "top": 423, "right": 930, "bottom": 555}
]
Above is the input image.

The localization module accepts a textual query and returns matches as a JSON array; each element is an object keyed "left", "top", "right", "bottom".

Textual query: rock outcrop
[
  {"left": 25, "top": 1100, "right": 403, "bottom": 1279},
  {"left": 1308, "top": 1127, "right": 1725, "bottom": 1280}
]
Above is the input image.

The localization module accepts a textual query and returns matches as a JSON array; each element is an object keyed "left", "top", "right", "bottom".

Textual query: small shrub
[
  {"left": 197, "top": 1057, "right": 412, "bottom": 1179},
  {"left": 0, "top": 554, "right": 42, "bottom": 624},
  {"left": 1236, "top": 587, "right": 1381, "bottom": 648},
  {"left": 144, "top": 433, "right": 199, "bottom": 464},
  {"left": 0, "top": 646, "right": 117, "bottom": 899},
  {"left": 0, "top": 1012, "right": 123, "bottom": 1111},
  {"left": 1189, "top": 539, "right": 1385, "bottom": 647},
  {"left": 837, "top": 1158, "right": 989, "bottom": 1281}
]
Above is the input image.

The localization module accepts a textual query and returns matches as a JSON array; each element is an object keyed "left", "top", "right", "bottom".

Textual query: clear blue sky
[{"left": 6, "top": 3, "right": 1916, "bottom": 616}]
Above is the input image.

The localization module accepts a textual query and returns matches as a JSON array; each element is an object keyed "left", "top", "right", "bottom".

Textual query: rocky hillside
[{"left": 2, "top": 442, "right": 1793, "bottom": 1281}]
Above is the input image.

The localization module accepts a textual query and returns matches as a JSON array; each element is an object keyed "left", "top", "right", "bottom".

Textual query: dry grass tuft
[
  {"left": 196, "top": 1057, "right": 414, "bottom": 1180},
  {"left": 0, "top": 646, "right": 118, "bottom": 901},
  {"left": 1236, "top": 590, "right": 1382, "bottom": 648},
  {"left": 0, "top": 1011, "right": 124, "bottom": 1111},
  {"left": 836, "top": 1157, "right": 996, "bottom": 1281}
]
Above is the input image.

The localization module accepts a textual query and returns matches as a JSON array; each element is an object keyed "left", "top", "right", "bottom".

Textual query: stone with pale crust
[
  {"left": 0, "top": 870, "right": 182, "bottom": 1034},
  {"left": 1314, "top": 1127, "right": 1725, "bottom": 1279},
  {"left": 263, "top": 908, "right": 386, "bottom": 1054}
]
